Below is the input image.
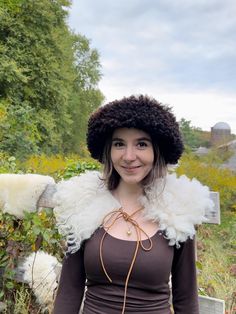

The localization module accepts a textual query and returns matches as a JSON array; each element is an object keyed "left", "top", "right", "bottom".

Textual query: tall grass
[{"left": 177, "top": 152, "right": 236, "bottom": 312}]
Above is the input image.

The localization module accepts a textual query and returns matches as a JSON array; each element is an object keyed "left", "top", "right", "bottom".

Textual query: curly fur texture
[
  {"left": 0, "top": 174, "right": 55, "bottom": 218},
  {"left": 53, "top": 171, "right": 213, "bottom": 254},
  {"left": 87, "top": 95, "right": 184, "bottom": 164},
  {"left": 18, "top": 251, "right": 62, "bottom": 311}
]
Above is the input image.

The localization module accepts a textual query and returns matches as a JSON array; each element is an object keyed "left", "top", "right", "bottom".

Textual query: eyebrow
[{"left": 112, "top": 137, "right": 152, "bottom": 142}]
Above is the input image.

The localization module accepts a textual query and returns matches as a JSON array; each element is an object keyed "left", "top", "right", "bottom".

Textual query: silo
[{"left": 211, "top": 122, "right": 231, "bottom": 146}]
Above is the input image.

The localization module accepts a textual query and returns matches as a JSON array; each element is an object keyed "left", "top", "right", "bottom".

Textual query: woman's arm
[
  {"left": 171, "top": 238, "right": 199, "bottom": 314},
  {"left": 53, "top": 248, "right": 86, "bottom": 314}
]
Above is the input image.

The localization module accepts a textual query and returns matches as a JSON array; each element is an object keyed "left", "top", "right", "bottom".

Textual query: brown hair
[{"left": 101, "top": 134, "right": 167, "bottom": 191}]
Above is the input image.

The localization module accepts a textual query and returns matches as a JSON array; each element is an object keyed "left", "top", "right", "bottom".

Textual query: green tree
[
  {"left": 0, "top": 0, "right": 103, "bottom": 158},
  {"left": 64, "top": 33, "right": 104, "bottom": 153},
  {"left": 179, "top": 118, "right": 208, "bottom": 150}
]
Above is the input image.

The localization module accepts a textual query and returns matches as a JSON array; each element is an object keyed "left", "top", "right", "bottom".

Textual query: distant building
[{"left": 211, "top": 122, "right": 231, "bottom": 146}]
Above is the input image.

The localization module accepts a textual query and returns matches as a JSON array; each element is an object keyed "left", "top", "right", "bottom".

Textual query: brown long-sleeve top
[{"left": 53, "top": 228, "right": 199, "bottom": 314}]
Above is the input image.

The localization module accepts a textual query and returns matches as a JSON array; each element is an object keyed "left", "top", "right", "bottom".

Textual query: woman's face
[{"left": 111, "top": 128, "right": 154, "bottom": 185}]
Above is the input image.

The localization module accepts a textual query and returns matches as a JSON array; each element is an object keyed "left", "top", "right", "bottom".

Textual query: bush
[
  {"left": 177, "top": 153, "right": 236, "bottom": 211},
  {"left": 0, "top": 157, "right": 100, "bottom": 313},
  {"left": 0, "top": 153, "right": 20, "bottom": 174},
  {"left": 0, "top": 209, "right": 62, "bottom": 313},
  {"left": 21, "top": 154, "right": 101, "bottom": 179}
]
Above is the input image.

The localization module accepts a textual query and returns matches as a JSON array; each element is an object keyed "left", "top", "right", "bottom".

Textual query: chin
[{"left": 121, "top": 174, "right": 145, "bottom": 185}]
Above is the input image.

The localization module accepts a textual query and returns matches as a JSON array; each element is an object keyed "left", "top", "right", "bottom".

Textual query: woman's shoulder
[
  {"left": 141, "top": 172, "right": 214, "bottom": 247},
  {"left": 53, "top": 171, "right": 120, "bottom": 253},
  {"left": 55, "top": 170, "right": 101, "bottom": 192}
]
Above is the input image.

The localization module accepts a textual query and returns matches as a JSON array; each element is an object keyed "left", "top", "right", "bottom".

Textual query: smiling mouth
[{"left": 122, "top": 166, "right": 141, "bottom": 170}]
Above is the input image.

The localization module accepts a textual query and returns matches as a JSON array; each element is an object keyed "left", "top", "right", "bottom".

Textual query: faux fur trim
[
  {"left": 53, "top": 171, "right": 213, "bottom": 253},
  {"left": 140, "top": 174, "right": 211, "bottom": 246},
  {"left": 53, "top": 172, "right": 120, "bottom": 253},
  {"left": 17, "top": 251, "right": 61, "bottom": 309},
  {"left": 0, "top": 174, "right": 55, "bottom": 218}
]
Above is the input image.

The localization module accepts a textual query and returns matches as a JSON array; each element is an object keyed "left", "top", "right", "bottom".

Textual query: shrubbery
[
  {"left": 177, "top": 152, "right": 236, "bottom": 211},
  {"left": 0, "top": 155, "right": 100, "bottom": 313},
  {"left": 0, "top": 209, "right": 61, "bottom": 312}
]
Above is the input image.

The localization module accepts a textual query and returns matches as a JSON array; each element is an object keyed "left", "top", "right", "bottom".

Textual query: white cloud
[
  {"left": 99, "top": 78, "right": 236, "bottom": 133},
  {"left": 68, "top": 0, "right": 236, "bottom": 133}
]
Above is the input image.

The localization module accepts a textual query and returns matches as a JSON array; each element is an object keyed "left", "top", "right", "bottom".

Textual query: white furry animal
[
  {"left": 18, "top": 251, "right": 62, "bottom": 311},
  {"left": 0, "top": 174, "right": 55, "bottom": 218}
]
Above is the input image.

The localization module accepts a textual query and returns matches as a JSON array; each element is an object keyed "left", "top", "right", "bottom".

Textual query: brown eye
[
  {"left": 137, "top": 141, "right": 148, "bottom": 148},
  {"left": 113, "top": 141, "right": 124, "bottom": 147}
]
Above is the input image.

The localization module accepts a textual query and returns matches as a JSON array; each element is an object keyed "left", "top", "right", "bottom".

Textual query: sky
[{"left": 68, "top": 0, "right": 236, "bottom": 134}]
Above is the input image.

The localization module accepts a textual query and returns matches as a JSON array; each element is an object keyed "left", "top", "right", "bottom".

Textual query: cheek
[{"left": 146, "top": 150, "right": 154, "bottom": 165}]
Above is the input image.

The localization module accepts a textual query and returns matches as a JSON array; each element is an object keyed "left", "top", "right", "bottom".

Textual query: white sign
[
  {"left": 204, "top": 192, "right": 220, "bottom": 224},
  {"left": 199, "top": 295, "right": 225, "bottom": 314}
]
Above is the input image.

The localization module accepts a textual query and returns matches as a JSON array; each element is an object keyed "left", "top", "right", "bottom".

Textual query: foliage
[
  {"left": 0, "top": 209, "right": 62, "bottom": 313},
  {"left": 0, "top": 0, "right": 103, "bottom": 159},
  {"left": 0, "top": 153, "right": 20, "bottom": 174},
  {"left": 197, "top": 211, "right": 236, "bottom": 313},
  {"left": 22, "top": 154, "right": 72, "bottom": 176},
  {"left": 0, "top": 104, "right": 40, "bottom": 157},
  {"left": 64, "top": 88, "right": 104, "bottom": 154},
  {"left": 179, "top": 118, "right": 210, "bottom": 150},
  {"left": 57, "top": 158, "right": 100, "bottom": 179},
  {"left": 21, "top": 154, "right": 101, "bottom": 178},
  {"left": 198, "top": 147, "right": 234, "bottom": 166},
  {"left": 177, "top": 153, "right": 236, "bottom": 312},
  {"left": 0, "top": 157, "right": 101, "bottom": 312},
  {"left": 177, "top": 153, "right": 236, "bottom": 211},
  {"left": 12, "top": 285, "right": 31, "bottom": 314}
]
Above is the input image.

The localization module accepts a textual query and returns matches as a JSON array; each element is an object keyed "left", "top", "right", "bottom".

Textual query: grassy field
[
  {"left": 197, "top": 211, "right": 236, "bottom": 313},
  {"left": 177, "top": 152, "right": 236, "bottom": 313}
]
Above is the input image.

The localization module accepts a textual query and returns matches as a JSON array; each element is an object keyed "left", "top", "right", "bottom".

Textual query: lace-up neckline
[{"left": 100, "top": 207, "right": 153, "bottom": 314}]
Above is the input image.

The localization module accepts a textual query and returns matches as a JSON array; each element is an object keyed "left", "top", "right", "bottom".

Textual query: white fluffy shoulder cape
[
  {"left": 0, "top": 174, "right": 55, "bottom": 218},
  {"left": 53, "top": 171, "right": 213, "bottom": 253}
]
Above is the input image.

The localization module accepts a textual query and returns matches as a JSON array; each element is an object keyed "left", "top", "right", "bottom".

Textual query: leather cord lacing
[{"left": 99, "top": 207, "right": 153, "bottom": 314}]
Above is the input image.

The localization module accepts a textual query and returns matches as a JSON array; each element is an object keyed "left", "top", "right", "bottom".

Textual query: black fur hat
[{"left": 87, "top": 95, "right": 183, "bottom": 164}]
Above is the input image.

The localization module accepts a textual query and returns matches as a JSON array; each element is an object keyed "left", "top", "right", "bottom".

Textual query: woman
[{"left": 52, "top": 95, "right": 212, "bottom": 314}]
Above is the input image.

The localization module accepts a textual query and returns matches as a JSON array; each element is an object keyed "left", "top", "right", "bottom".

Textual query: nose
[{"left": 123, "top": 146, "right": 136, "bottom": 162}]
